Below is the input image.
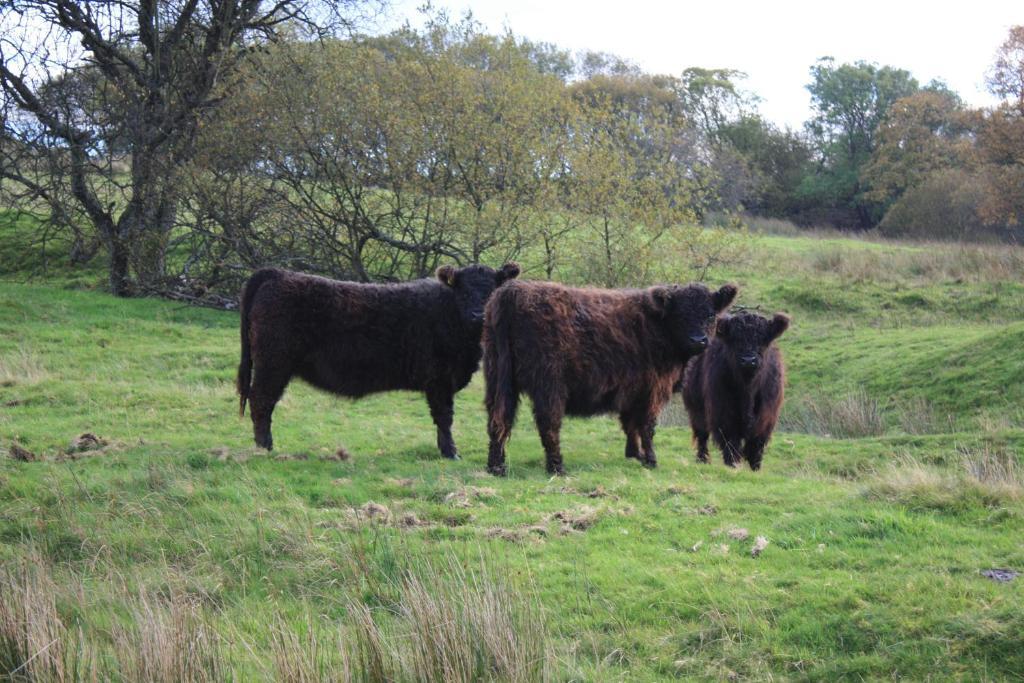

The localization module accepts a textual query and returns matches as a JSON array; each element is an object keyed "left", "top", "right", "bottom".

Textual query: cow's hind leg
[
  {"left": 619, "top": 412, "right": 641, "bottom": 460},
  {"left": 485, "top": 393, "right": 519, "bottom": 476},
  {"left": 426, "top": 387, "right": 458, "bottom": 459},
  {"left": 694, "top": 428, "right": 710, "bottom": 464},
  {"left": 532, "top": 395, "right": 566, "bottom": 476},
  {"left": 485, "top": 384, "right": 520, "bottom": 477},
  {"left": 249, "top": 360, "right": 293, "bottom": 451}
]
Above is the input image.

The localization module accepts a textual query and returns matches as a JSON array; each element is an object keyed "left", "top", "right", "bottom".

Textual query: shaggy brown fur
[
  {"left": 482, "top": 280, "right": 737, "bottom": 475},
  {"left": 681, "top": 311, "right": 790, "bottom": 470},
  {"left": 237, "top": 263, "right": 520, "bottom": 457}
]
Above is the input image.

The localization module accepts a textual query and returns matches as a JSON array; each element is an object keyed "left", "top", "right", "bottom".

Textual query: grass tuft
[
  {"left": 0, "top": 348, "right": 49, "bottom": 387},
  {"left": 866, "top": 447, "right": 1022, "bottom": 511},
  {"left": 781, "top": 389, "right": 885, "bottom": 438},
  {"left": 0, "top": 557, "right": 96, "bottom": 682}
]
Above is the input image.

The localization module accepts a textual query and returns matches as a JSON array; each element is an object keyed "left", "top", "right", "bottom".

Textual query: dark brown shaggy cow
[
  {"left": 482, "top": 281, "right": 737, "bottom": 476},
  {"left": 681, "top": 311, "right": 790, "bottom": 470},
  {"left": 237, "top": 263, "right": 520, "bottom": 457}
]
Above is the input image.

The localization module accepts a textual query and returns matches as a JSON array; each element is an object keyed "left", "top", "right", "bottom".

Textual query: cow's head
[
  {"left": 647, "top": 283, "right": 737, "bottom": 358},
  {"left": 437, "top": 262, "right": 520, "bottom": 326},
  {"left": 715, "top": 311, "right": 789, "bottom": 379}
]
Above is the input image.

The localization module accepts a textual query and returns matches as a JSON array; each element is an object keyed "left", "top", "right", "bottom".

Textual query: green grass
[{"left": 3, "top": 232, "right": 1024, "bottom": 680}]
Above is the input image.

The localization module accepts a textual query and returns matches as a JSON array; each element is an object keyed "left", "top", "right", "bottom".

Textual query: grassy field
[{"left": 2, "top": 230, "right": 1024, "bottom": 681}]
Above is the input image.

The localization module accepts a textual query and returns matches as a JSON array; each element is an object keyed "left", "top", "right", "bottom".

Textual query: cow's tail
[
  {"left": 483, "top": 288, "right": 519, "bottom": 437},
  {"left": 237, "top": 268, "right": 282, "bottom": 417}
]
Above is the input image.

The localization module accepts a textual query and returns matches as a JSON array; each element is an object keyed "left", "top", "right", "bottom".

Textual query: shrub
[{"left": 877, "top": 169, "right": 989, "bottom": 241}]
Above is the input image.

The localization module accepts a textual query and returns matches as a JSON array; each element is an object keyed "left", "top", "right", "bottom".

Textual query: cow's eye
[{"left": 706, "top": 315, "right": 715, "bottom": 325}]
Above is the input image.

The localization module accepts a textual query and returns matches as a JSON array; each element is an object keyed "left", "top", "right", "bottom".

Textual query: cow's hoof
[
  {"left": 547, "top": 466, "right": 566, "bottom": 476},
  {"left": 696, "top": 455, "right": 709, "bottom": 464},
  {"left": 487, "top": 464, "right": 507, "bottom": 477},
  {"left": 442, "top": 450, "right": 461, "bottom": 460},
  {"left": 255, "top": 435, "right": 273, "bottom": 451},
  {"left": 641, "top": 459, "right": 657, "bottom": 469}
]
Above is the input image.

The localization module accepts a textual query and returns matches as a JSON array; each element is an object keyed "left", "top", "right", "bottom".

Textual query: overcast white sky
[{"left": 382, "top": 0, "right": 1020, "bottom": 129}]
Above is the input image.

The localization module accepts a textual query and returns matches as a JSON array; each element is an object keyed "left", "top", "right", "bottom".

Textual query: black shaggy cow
[
  {"left": 237, "top": 263, "right": 520, "bottom": 457},
  {"left": 482, "top": 280, "right": 737, "bottom": 476},
  {"left": 681, "top": 310, "right": 790, "bottom": 470}
]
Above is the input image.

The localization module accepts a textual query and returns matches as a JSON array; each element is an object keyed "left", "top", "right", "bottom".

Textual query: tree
[
  {"left": 975, "top": 26, "right": 1024, "bottom": 228},
  {"left": 0, "top": 0, "right": 366, "bottom": 296},
  {"left": 718, "top": 114, "right": 813, "bottom": 218},
  {"left": 862, "top": 89, "right": 971, "bottom": 206},
  {"left": 565, "top": 76, "right": 707, "bottom": 286},
  {"left": 676, "top": 67, "right": 754, "bottom": 145},
  {"left": 987, "top": 25, "right": 1024, "bottom": 112},
  {"left": 803, "top": 58, "right": 919, "bottom": 227}
]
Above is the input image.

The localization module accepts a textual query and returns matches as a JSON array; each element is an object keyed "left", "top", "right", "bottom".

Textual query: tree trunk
[
  {"left": 123, "top": 150, "right": 179, "bottom": 291},
  {"left": 108, "top": 235, "right": 132, "bottom": 297}
]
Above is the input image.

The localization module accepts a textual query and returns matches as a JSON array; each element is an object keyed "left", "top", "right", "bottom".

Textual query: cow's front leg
[
  {"left": 743, "top": 433, "right": 769, "bottom": 471},
  {"left": 249, "top": 360, "right": 293, "bottom": 451},
  {"left": 713, "top": 428, "right": 743, "bottom": 468},
  {"left": 426, "top": 387, "right": 458, "bottom": 459},
  {"left": 639, "top": 415, "right": 658, "bottom": 468}
]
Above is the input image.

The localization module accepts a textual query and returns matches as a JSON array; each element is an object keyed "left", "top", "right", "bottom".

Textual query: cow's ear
[
  {"left": 768, "top": 313, "right": 790, "bottom": 341},
  {"left": 716, "top": 315, "right": 732, "bottom": 339},
  {"left": 497, "top": 262, "right": 520, "bottom": 283},
  {"left": 713, "top": 284, "right": 738, "bottom": 312},
  {"left": 646, "top": 286, "right": 673, "bottom": 317},
  {"left": 436, "top": 265, "right": 457, "bottom": 287}
]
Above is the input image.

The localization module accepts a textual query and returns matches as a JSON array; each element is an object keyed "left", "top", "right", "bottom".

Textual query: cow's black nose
[
  {"left": 689, "top": 334, "right": 709, "bottom": 348},
  {"left": 740, "top": 354, "right": 758, "bottom": 367},
  {"left": 471, "top": 313, "right": 484, "bottom": 323}
]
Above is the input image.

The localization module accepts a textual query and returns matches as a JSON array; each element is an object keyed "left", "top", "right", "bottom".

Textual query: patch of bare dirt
[
  {"left": 359, "top": 501, "right": 392, "bottom": 523},
  {"left": 484, "top": 525, "right": 547, "bottom": 543},
  {"left": 321, "top": 447, "right": 351, "bottom": 461},
  {"left": 584, "top": 485, "right": 618, "bottom": 499},
  {"left": 751, "top": 536, "right": 769, "bottom": 558},
  {"left": 444, "top": 486, "right": 498, "bottom": 508},
  {"left": 548, "top": 505, "right": 601, "bottom": 532},
  {"left": 8, "top": 442, "right": 36, "bottom": 462},
  {"left": 208, "top": 446, "right": 260, "bottom": 462},
  {"left": 68, "top": 432, "right": 106, "bottom": 453},
  {"left": 53, "top": 433, "right": 125, "bottom": 461},
  {"left": 397, "top": 512, "right": 429, "bottom": 528},
  {"left": 274, "top": 452, "right": 309, "bottom": 461}
]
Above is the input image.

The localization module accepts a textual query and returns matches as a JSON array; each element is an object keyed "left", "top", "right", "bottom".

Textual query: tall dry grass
[
  {"left": 0, "top": 551, "right": 553, "bottom": 682},
  {"left": 0, "top": 557, "right": 95, "bottom": 682},
  {"left": 112, "top": 591, "right": 225, "bottom": 683},
  {"left": 798, "top": 241, "right": 1024, "bottom": 285},
  {"left": 0, "top": 347, "right": 48, "bottom": 387},
  {"left": 338, "top": 559, "right": 551, "bottom": 683},
  {"left": 865, "top": 445, "right": 1023, "bottom": 510},
  {"left": 781, "top": 390, "right": 886, "bottom": 438}
]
